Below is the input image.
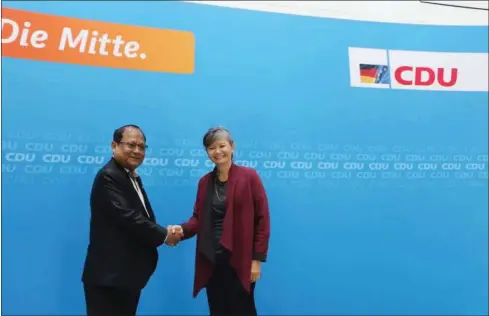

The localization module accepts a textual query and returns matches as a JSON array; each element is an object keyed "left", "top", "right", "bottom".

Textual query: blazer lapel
[
  {"left": 221, "top": 164, "right": 237, "bottom": 252},
  {"left": 111, "top": 158, "right": 154, "bottom": 221},
  {"left": 135, "top": 176, "right": 156, "bottom": 221},
  {"left": 198, "top": 173, "right": 217, "bottom": 262}
]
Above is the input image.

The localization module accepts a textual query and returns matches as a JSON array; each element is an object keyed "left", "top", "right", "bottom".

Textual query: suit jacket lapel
[
  {"left": 136, "top": 176, "right": 156, "bottom": 221},
  {"left": 110, "top": 158, "right": 154, "bottom": 221}
]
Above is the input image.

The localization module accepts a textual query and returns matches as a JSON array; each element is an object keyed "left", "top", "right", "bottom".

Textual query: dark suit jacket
[
  {"left": 181, "top": 164, "right": 271, "bottom": 297},
  {"left": 82, "top": 158, "right": 168, "bottom": 291}
]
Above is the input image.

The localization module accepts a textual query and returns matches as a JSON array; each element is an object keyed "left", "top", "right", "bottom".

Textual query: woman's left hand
[{"left": 251, "top": 260, "right": 261, "bottom": 283}]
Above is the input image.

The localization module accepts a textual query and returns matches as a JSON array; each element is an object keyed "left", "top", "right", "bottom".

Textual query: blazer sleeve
[
  {"left": 250, "top": 169, "right": 271, "bottom": 262},
  {"left": 94, "top": 170, "right": 168, "bottom": 248},
  {"left": 180, "top": 177, "right": 204, "bottom": 240}
]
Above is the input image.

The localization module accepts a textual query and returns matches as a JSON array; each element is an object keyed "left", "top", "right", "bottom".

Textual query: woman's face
[{"left": 206, "top": 139, "right": 234, "bottom": 165}]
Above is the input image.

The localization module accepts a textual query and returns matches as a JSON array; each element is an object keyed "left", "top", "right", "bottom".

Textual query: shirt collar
[
  {"left": 113, "top": 155, "right": 138, "bottom": 178},
  {"left": 124, "top": 168, "right": 139, "bottom": 178}
]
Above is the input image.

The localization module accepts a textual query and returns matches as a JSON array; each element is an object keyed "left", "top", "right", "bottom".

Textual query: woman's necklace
[{"left": 215, "top": 174, "right": 226, "bottom": 202}]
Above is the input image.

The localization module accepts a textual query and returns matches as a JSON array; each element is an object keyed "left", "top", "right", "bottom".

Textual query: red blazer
[{"left": 181, "top": 163, "right": 271, "bottom": 297}]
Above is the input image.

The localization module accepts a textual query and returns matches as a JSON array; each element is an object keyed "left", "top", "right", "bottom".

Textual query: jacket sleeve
[
  {"left": 250, "top": 170, "right": 270, "bottom": 262},
  {"left": 94, "top": 170, "right": 168, "bottom": 248},
  {"left": 180, "top": 177, "right": 204, "bottom": 240}
]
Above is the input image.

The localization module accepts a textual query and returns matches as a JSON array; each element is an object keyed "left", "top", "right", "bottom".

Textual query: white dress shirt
[{"left": 125, "top": 169, "right": 150, "bottom": 218}]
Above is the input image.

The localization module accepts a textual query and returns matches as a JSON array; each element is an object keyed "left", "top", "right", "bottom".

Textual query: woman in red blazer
[{"left": 171, "top": 126, "right": 270, "bottom": 316}]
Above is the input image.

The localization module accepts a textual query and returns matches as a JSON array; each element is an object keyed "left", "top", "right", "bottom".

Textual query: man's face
[{"left": 111, "top": 127, "right": 146, "bottom": 170}]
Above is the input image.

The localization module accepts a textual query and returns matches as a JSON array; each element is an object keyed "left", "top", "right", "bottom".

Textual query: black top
[{"left": 212, "top": 178, "right": 227, "bottom": 254}]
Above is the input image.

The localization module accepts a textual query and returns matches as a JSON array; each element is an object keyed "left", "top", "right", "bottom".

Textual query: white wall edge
[{"left": 183, "top": 1, "right": 489, "bottom": 26}]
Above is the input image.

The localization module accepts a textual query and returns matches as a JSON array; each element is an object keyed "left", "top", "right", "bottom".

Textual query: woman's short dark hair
[{"left": 202, "top": 126, "right": 234, "bottom": 148}]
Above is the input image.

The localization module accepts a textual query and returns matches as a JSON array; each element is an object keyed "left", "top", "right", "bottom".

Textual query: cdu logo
[{"left": 348, "top": 47, "right": 488, "bottom": 92}]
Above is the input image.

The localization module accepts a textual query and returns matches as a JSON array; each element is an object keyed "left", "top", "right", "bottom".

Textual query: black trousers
[
  {"left": 83, "top": 284, "right": 141, "bottom": 316},
  {"left": 206, "top": 254, "right": 257, "bottom": 316}
]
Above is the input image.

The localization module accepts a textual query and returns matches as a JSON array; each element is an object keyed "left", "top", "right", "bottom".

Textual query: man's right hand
[
  {"left": 170, "top": 225, "right": 184, "bottom": 236},
  {"left": 165, "top": 225, "right": 184, "bottom": 246}
]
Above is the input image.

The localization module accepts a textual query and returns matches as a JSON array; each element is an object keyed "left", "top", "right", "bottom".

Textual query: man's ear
[{"left": 111, "top": 141, "right": 117, "bottom": 154}]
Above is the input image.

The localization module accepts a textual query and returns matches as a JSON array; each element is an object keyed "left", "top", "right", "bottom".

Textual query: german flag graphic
[{"left": 359, "top": 64, "right": 390, "bottom": 84}]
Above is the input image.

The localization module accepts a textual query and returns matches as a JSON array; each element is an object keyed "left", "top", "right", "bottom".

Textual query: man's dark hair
[{"left": 113, "top": 124, "right": 146, "bottom": 143}]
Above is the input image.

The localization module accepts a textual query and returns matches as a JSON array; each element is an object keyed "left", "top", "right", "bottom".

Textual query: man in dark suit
[{"left": 82, "top": 124, "right": 182, "bottom": 316}]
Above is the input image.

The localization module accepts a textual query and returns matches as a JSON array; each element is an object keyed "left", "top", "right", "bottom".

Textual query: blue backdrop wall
[{"left": 2, "top": 1, "right": 488, "bottom": 315}]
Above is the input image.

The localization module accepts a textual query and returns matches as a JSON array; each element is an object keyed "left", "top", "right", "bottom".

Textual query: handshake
[{"left": 165, "top": 225, "right": 184, "bottom": 246}]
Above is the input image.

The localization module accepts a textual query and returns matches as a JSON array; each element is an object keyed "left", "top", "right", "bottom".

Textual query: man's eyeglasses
[{"left": 119, "top": 142, "right": 148, "bottom": 151}]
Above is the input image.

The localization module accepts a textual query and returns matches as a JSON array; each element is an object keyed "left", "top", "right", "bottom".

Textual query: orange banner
[{"left": 1, "top": 8, "right": 195, "bottom": 73}]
